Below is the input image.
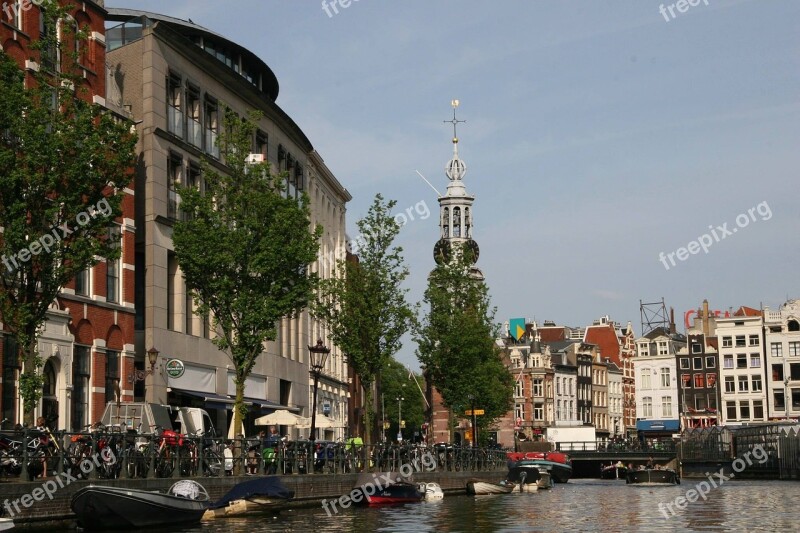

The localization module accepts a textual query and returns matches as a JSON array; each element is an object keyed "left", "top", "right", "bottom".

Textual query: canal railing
[{"left": 0, "top": 427, "right": 507, "bottom": 482}]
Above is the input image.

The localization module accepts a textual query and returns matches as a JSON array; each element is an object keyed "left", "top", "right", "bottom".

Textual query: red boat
[
  {"left": 351, "top": 473, "right": 423, "bottom": 506},
  {"left": 506, "top": 451, "right": 573, "bottom": 483}
]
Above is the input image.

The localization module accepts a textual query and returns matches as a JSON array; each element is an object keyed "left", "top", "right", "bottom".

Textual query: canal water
[{"left": 173, "top": 479, "right": 798, "bottom": 532}]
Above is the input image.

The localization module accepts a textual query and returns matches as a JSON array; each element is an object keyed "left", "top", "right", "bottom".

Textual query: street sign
[
  {"left": 400, "top": 420, "right": 406, "bottom": 428},
  {"left": 465, "top": 409, "right": 485, "bottom": 416}
]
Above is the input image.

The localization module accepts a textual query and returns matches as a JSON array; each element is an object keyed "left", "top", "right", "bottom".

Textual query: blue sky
[{"left": 109, "top": 0, "right": 800, "bottom": 369}]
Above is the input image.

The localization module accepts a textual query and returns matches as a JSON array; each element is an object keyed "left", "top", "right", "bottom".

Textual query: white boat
[
  {"left": 467, "top": 480, "right": 515, "bottom": 495},
  {"left": 418, "top": 482, "right": 444, "bottom": 500},
  {"left": 536, "top": 467, "right": 553, "bottom": 490},
  {"left": 0, "top": 517, "right": 14, "bottom": 531}
]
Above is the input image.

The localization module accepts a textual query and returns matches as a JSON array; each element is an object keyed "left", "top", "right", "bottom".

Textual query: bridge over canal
[{"left": 549, "top": 442, "right": 679, "bottom": 478}]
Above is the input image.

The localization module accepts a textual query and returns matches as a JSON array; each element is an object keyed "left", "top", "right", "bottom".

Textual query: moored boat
[
  {"left": 466, "top": 479, "right": 515, "bottom": 495},
  {"left": 417, "top": 482, "right": 444, "bottom": 500},
  {"left": 536, "top": 468, "right": 553, "bottom": 490},
  {"left": 351, "top": 472, "right": 424, "bottom": 505},
  {"left": 0, "top": 518, "right": 13, "bottom": 531},
  {"left": 202, "top": 476, "right": 294, "bottom": 519},
  {"left": 70, "top": 480, "right": 209, "bottom": 530},
  {"left": 601, "top": 462, "right": 628, "bottom": 480},
  {"left": 626, "top": 468, "right": 680, "bottom": 485},
  {"left": 507, "top": 451, "right": 573, "bottom": 483}
]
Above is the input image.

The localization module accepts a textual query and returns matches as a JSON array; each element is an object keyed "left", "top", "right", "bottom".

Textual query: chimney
[
  {"left": 702, "top": 299, "right": 710, "bottom": 337},
  {"left": 670, "top": 307, "right": 676, "bottom": 334}
]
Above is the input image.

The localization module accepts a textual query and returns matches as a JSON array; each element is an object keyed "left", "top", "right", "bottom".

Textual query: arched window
[
  {"left": 453, "top": 207, "right": 461, "bottom": 237},
  {"left": 464, "top": 208, "right": 471, "bottom": 238},
  {"left": 442, "top": 207, "right": 449, "bottom": 237},
  {"left": 789, "top": 320, "right": 800, "bottom": 332}
]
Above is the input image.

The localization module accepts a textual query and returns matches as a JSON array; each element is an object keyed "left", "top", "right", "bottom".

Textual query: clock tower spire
[{"left": 433, "top": 99, "right": 483, "bottom": 280}]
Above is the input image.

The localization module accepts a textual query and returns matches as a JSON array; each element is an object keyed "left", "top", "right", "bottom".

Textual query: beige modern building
[{"left": 105, "top": 9, "right": 351, "bottom": 438}]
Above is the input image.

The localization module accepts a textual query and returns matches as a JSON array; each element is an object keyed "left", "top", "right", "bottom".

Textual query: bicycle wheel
[
  {"left": 156, "top": 448, "right": 175, "bottom": 478},
  {"left": 203, "top": 449, "right": 223, "bottom": 477}
]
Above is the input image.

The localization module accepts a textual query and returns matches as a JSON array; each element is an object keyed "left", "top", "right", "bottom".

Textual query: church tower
[{"left": 433, "top": 100, "right": 483, "bottom": 280}]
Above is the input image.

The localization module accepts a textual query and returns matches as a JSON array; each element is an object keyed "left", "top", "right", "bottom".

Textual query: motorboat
[
  {"left": 351, "top": 472, "right": 424, "bottom": 505},
  {"left": 203, "top": 477, "right": 294, "bottom": 519},
  {"left": 507, "top": 452, "right": 573, "bottom": 483},
  {"left": 70, "top": 480, "right": 209, "bottom": 530},
  {"left": 0, "top": 518, "right": 13, "bottom": 531},
  {"left": 466, "top": 479, "right": 515, "bottom": 495},
  {"left": 417, "top": 482, "right": 444, "bottom": 501},
  {"left": 626, "top": 467, "right": 680, "bottom": 485},
  {"left": 536, "top": 468, "right": 553, "bottom": 490},
  {"left": 601, "top": 462, "right": 628, "bottom": 480}
]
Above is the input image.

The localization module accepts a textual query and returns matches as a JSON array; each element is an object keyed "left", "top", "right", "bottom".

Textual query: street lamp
[
  {"left": 785, "top": 376, "right": 790, "bottom": 421},
  {"left": 396, "top": 395, "right": 404, "bottom": 442},
  {"left": 129, "top": 347, "right": 159, "bottom": 385},
  {"left": 468, "top": 393, "right": 477, "bottom": 448},
  {"left": 308, "top": 339, "right": 331, "bottom": 444}
]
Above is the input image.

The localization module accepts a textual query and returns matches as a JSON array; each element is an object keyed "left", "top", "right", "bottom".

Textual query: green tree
[
  {"left": 172, "top": 108, "right": 321, "bottom": 447},
  {"left": 380, "top": 358, "right": 425, "bottom": 443},
  {"left": 415, "top": 243, "right": 514, "bottom": 445},
  {"left": 0, "top": 5, "right": 137, "bottom": 425},
  {"left": 313, "top": 195, "right": 414, "bottom": 445}
]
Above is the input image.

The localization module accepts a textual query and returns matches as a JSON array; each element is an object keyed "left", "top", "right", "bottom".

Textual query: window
[
  {"left": 736, "top": 354, "right": 747, "bottom": 369},
  {"left": 789, "top": 320, "right": 800, "bottom": 332},
  {"left": 749, "top": 335, "right": 760, "bottom": 347},
  {"left": 255, "top": 130, "right": 268, "bottom": 158},
  {"left": 775, "top": 391, "right": 785, "bottom": 410},
  {"left": 40, "top": 8, "right": 59, "bottom": 72},
  {"left": 662, "top": 396, "right": 672, "bottom": 417},
  {"left": 691, "top": 343, "right": 702, "bottom": 354},
  {"left": 737, "top": 376, "right": 749, "bottom": 392},
  {"left": 556, "top": 377, "right": 561, "bottom": 394},
  {"left": 515, "top": 381, "right": 523, "bottom": 398},
  {"left": 726, "top": 401, "right": 737, "bottom": 421},
  {"left": 706, "top": 373, "right": 717, "bottom": 388},
  {"left": 693, "top": 357, "right": 703, "bottom": 370},
  {"left": 753, "top": 400, "right": 764, "bottom": 420},
  {"left": 725, "top": 376, "right": 735, "bottom": 393},
  {"left": 106, "top": 226, "right": 120, "bottom": 303},
  {"left": 680, "top": 358, "right": 690, "bottom": 370},
  {"left": 186, "top": 86, "right": 202, "bottom": 148},
  {"left": 204, "top": 97, "right": 219, "bottom": 158},
  {"left": 792, "top": 363, "right": 800, "bottom": 381},
  {"left": 705, "top": 356, "right": 716, "bottom": 368},
  {"left": 105, "top": 350, "right": 119, "bottom": 405},
  {"left": 681, "top": 374, "right": 691, "bottom": 389},
  {"left": 751, "top": 375, "right": 762, "bottom": 392},
  {"left": 739, "top": 401, "right": 750, "bottom": 420},
  {"left": 695, "top": 395, "right": 708, "bottom": 410},
  {"left": 772, "top": 343, "right": 783, "bottom": 357},
  {"left": 793, "top": 389, "right": 800, "bottom": 410},
  {"left": 790, "top": 342, "right": 800, "bottom": 357},
  {"left": 642, "top": 397, "right": 652, "bottom": 417},
  {"left": 515, "top": 404, "right": 524, "bottom": 421},
  {"left": 694, "top": 373, "right": 705, "bottom": 388},
  {"left": 722, "top": 336, "right": 732, "bottom": 348},
  {"left": 71, "top": 346, "right": 90, "bottom": 431},
  {"left": 660, "top": 368, "right": 670, "bottom": 388},
  {"left": 167, "top": 73, "right": 183, "bottom": 137},
  {"left": 167, "top": 153, "right": 182, "bottom": 220},
  {"left": 723, "top": 355, "right": 734, "bottom": 369},
  {"left": 533, "top": 379, "right": 543, "bottom": 396},
  {"left": 657, "top": 341, "right": 668, "bottom": 355},
  {"left": 75, "top": 269, "right": 89, "bottom": 296},
  {"left": 735, "top": 336, "right": 746, "bottom": 347},
  {"left": 641, "top": 372, "right": 651, "bottom": 389},
  {"left": 772, "top": 364, "right": 784, "bottom": 381},
  {"left": 534, "top": 403, "right": 544, "bottom": 421},
  {"left": 750, "top": 354, "right": 761, "bottom": 368}
]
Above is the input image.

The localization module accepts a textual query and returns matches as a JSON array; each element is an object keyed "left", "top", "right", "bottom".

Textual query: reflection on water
[{"left": 175, "top": 479, "right": 798, "bottom": 532}]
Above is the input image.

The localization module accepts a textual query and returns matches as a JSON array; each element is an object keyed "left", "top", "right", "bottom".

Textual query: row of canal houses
[{"left": 496, "top": 298, "right": 800, "bottom": 447}]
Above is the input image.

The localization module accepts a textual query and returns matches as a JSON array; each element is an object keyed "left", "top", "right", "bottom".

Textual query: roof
[
  {"left": 734, "top": 306, "right": 762, "bottom": 317},
  {"left": 584, "top": 324, "right": 622, "bottom": 366},
  {"left": 539, "top": 327, "right": 567, "bottom": 343}
]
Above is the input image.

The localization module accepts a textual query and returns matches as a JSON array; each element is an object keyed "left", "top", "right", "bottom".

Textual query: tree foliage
[
  {"left": 380, "top": 358, "right": 426, "bottom": 443},
  {"left": 0, "top": 4, "right": 137, "bottom": 423},
  {"left": 172, "top": 108, "right": 321, "bottom": 443},
  {"left": 313, "top": 194, "right": 414, "bottom": 445},
  {"left": 415, "top": 244, "right": 514, "bottom": 443}
]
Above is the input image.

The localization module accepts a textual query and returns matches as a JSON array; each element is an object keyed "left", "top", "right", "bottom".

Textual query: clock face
[{"left": 433, "top": 239, "right": 451, "bottom": 264}]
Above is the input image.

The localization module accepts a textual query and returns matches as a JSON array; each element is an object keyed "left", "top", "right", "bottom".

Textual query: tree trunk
[
  {"left": 362, "top": 382, "right": 373, "bottom": 446},
  {"left": 20, "top": 336, "right": 41, "bottom": 427},
  {"left": 233, "top": 377, "right": 246, "bottom": 476}
]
